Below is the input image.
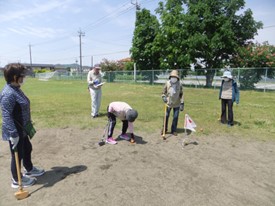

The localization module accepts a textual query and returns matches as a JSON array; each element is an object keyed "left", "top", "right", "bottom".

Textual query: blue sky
[{"left": 0, "top": 0, "right": 274, "bottom": 67}]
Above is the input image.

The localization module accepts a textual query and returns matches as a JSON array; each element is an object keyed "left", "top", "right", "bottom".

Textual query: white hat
[
  {"left": 94, "top": 64, "right": 101, "bottom": 69},
  {"left": 221, "top": 71, "right": 232, "bottom": 79}
]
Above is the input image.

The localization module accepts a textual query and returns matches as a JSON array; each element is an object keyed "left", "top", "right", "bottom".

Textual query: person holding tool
[
  {"left": 0, "top": 63, "right": 44, "bottom": 190},
  {"left": 161, "top": 70, "right": 184, "bottom": 138}
]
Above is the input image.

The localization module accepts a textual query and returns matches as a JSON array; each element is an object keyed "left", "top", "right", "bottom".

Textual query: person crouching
[{"left": 106, "top": 102, "right": 138, "bottom": 144}]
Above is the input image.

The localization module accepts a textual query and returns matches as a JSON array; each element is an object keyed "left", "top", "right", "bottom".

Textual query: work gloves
[
  {"left": 162, "top": 96, "right": 167, "bottom": 103},
  {"left": 9, "top": 136, "right": 19, "bottom": 150},
  {"left": 180, "top": 103, "right": 184, "bottom": 111}
]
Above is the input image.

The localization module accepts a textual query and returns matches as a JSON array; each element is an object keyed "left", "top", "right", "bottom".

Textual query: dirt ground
[{"left": 0, "top": 127, "right": 274, "bottom": 206}]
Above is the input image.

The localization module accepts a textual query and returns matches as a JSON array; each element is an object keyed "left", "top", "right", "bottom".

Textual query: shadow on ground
[{"left": 30, "top": 165, "right": 87, "bottom": 195}]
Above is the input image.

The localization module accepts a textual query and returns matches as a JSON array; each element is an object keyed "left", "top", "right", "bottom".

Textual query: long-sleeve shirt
[
  {"left": 162, "top": 80, "right": 184, "bottom": 108},
  {"left": 0, "top": 84, "right": 31, "bottom": 140},
  {"left": 108, "top": 101, "right": 134, "bottom": 133},
  {"left": 87, "top": 70, "right": 102, "bottom": 90}
]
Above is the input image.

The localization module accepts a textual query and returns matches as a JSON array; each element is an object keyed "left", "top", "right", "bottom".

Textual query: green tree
[
  {"left": 183, "top": 0, "right": 262, "bottom": 87},
  {"left": 155, "top": 0, "right": 191, "bottom": 76},
  {"left": 130, "top": 8, "right": 160, "bottom": 71},
  {"left": 232, "top": 42, "right": 275, "bottom": 89}
]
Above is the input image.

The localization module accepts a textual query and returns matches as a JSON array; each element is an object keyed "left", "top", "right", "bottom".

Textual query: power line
[
  {"left": 82, "top": 1, "right": 131, "bottom": 31},
  {"left": 1, "top": 1, "right": 147, "bottom": 65},
  {"left": 84, "top": 50, "right": 129, "bottom": 57},
  {"left": 84, "top": 5, "right": 136, "bottom": 33},
  {"left": 263, "top": 25, "right": 275, "bottom": 29}
]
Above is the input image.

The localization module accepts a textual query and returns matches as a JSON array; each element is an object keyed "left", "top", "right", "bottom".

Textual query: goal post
[{"left": 36, "top": 71, "right": 57, "bottom": 81}]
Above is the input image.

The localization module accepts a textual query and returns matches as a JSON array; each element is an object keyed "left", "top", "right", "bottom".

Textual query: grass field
[{"left": 0, "top": 78, "right": 275, "bottom": 140}]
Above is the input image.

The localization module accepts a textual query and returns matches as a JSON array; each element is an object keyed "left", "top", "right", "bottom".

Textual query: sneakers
[
  {"left": 92, "top": 114, "right": 99, "bottom": 118},
  {"left": 11, "top": 175, "right": 36, "bottom": 189},
  {"left": 106, "top": 137, "right": 117, "bottom": 145},
  {"left": 24, "top": 166, "right": 45, "bottom": 177},
  {"left": 119, "top": 134, "right": 130, "bottom": 141}
]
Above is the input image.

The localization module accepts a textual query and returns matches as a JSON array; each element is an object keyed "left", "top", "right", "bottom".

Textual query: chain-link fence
[{"left": 40, "top": 67, "right": 275, "bottom": 91}]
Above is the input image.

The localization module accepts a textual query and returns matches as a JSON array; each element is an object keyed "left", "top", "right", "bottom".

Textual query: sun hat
[
  {"left": 126, "top": 109, "right": 138, "bottom": 122},
  {"left": 169, "top": 70, "right": 179, "bottom": 79},
  {"left": 221, "top": 70, "right": 232, "bottom": 79},
  {"left": 94, "top": 64, "right": 101, "bottom": 69}
]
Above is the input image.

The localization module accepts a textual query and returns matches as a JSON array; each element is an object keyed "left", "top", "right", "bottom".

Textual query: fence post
[
  {"left": 214, "top": 69, "right": 217, "bottom": 89},
  {"left": 152, "top": 69, "right": 154, "bottom": 85},
  {"left": 134, "top": 63, "right": 136, "bottom": 82},
  {"left": 264, "top": 68, "right": 268, "bottom": 92},
  {"left": 237, "top": 67, "right": 240, "bottom": 86}
]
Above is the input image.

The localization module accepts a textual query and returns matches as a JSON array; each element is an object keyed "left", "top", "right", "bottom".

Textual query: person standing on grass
[
  {"left": 161, "top": 70, "right": 184, "bottom": 136},
  {"left": 0, "top": 63, "right": 45, "bottom": 189},
  {"left": 219, "top": 70, "right": 240, "bottom": 126},
  {"left": 87, "top": 64, "right": 103, "bottom": 118},
  {"left": 106, "top": 101, "right": 138, "bottom": 145}
]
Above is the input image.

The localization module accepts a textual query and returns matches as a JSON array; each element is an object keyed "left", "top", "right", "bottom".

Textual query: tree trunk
[{"left": 205, "top": 70, "right": 215, "bottom": 88}]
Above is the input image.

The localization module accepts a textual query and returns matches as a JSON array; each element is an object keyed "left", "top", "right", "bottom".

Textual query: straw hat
[{"left": 169, "top": 70, "right": 179, "bottom": 79}]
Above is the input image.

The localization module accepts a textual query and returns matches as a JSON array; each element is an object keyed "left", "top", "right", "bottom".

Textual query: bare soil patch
[{"left": 0, "top": 127, "right": 274, "bottom": 206}]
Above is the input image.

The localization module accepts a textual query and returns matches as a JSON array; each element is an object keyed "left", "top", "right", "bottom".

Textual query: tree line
[{"left": 99, "top": 0, "right": 275, "bottom": 89}]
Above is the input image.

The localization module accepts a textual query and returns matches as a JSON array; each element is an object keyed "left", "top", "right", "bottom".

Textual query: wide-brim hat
[
  {"left": 221, "top": 71, "right": 232, "bottom": 79},
  {"left": 169, "top": 70, "right": 179, "bottom": 79}
]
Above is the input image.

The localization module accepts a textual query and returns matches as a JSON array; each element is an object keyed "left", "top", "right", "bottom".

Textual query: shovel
[{"left": 14, "top": 148, "right": 29, "bottom": 200}]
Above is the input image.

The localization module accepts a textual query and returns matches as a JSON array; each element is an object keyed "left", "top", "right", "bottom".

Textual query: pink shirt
[{"left": 108, "top": 102, "right": 134, "bottom": 133}]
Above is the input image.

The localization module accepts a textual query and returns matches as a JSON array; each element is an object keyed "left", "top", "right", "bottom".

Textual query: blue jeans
[{"left": 165, "top": 107, "right": 180, "bottom": 133}]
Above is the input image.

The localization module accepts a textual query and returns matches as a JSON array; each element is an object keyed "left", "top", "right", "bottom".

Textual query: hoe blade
[
  {"left": 15, "top": 189, "right": 29, "bottom": 200},
  {"left": 98, "top": 141, "right": 105, "bottom": 146}
]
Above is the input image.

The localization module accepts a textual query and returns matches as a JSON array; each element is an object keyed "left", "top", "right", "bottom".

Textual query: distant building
[{"left": 0, "top": 63, "right": 91, "bottom": 77}]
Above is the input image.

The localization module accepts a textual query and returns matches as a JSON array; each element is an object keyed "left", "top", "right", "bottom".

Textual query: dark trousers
[
  {"left": 165, "top": 107, "right": 180, "bottom": 133},
  {"left": 221, "top": 99, "right": 234, "bottom": 125},
  {"left": 107, "top": 111, "right": 128, "bottom": 138},
  {"left": 9, "top": 136, "right": 33, "bottom": 181}
]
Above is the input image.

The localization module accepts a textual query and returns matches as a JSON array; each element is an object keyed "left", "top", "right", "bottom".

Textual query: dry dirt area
[{"left": 0, "top": 127, "right": 274, "bottom": 206}]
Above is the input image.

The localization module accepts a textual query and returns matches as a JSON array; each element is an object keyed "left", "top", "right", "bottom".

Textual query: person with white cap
[
  {"left": 161, "top": 70, "right": 184, "bottom": 136},
  {"left": 87, "top": 64, "right": 103, "bottom": 118},
  {"left": 219, "top": 70, "right": 240, "bottom": 126},
  {"left": 106, "top": 102, "right": 138, "bottom": 145}
]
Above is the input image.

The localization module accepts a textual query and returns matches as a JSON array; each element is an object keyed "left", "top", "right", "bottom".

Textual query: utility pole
[
  {"left": 131, "top": 0, "right": 140, "bottom": 11},
  {"left": 131, "top": 0, "right": 140, "bottom": 81},
  {"left": 78, "top": 29, "right": 85, "bottom": 78},
  {"left": 91, "top": 56, "right": 93, "bottom": 67},
  {"left": 29, "top": 44, "right": 33, "bottom": 73}
]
